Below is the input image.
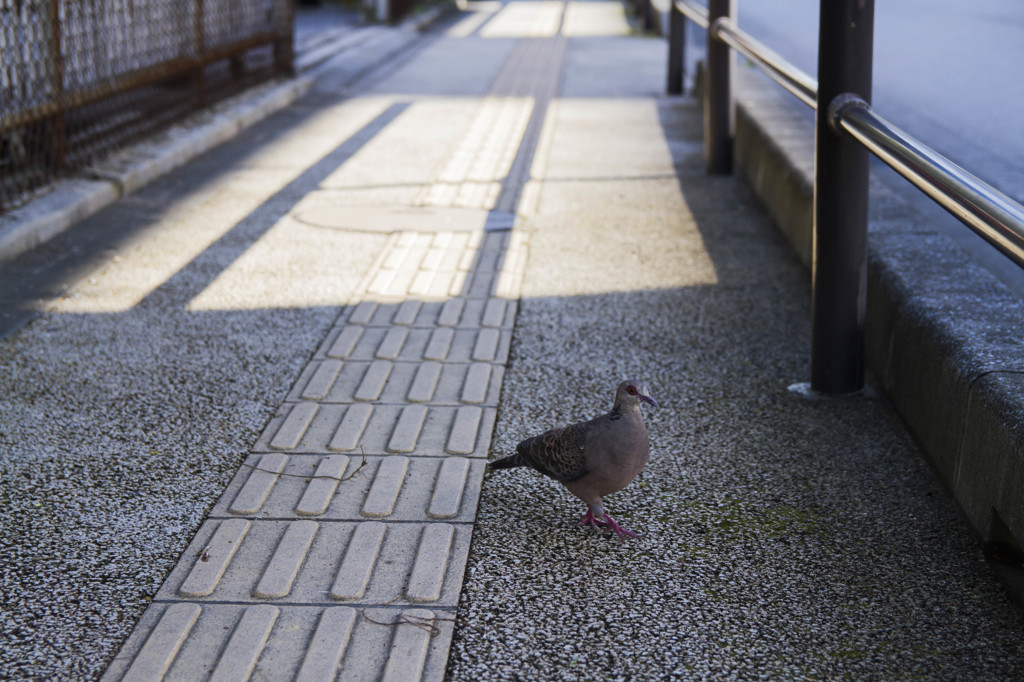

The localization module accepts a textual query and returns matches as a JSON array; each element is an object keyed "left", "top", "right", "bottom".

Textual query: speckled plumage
[
  {"left": 487, "top": 379, "right": 658, "bottom": 537},
  {"left": 511, "top": 421, "right": 590, "bottom": 482}
]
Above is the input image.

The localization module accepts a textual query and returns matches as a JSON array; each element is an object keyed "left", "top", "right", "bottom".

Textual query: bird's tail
[{"left": 486, "top": 453, "right": 523, "bottom": 471}]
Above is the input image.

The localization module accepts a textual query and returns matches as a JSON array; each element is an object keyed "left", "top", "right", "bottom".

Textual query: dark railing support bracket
[{"left": 827, "top": 94, "right": 869, "bottom": 134}]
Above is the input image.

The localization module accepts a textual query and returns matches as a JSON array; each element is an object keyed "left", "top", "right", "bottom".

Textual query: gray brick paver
[
  {"left": 427, "top": 457, "right": 471, "bottom": 519},
  {"left": 362, "top": 455, "right": 410, "bottom": 516},
  {"left": 330, "top": 521, "right": 387, "bottom": 600},
  {"left": 380, "top": 610, "right": 436, "bottom": 682},
  {"left": 408, "top": 360, "right": 443, "bottom": 402},
  {"left": 252, "top": 520, "right": 319, "bottom": 599},
  {"left": 207, "top": 605, "right": 278, "bottom": 682},
  {"left": 228, "top": 453, "right": 288, "bottom": 514},
  {"left": 295, "top": 454, "right": 350, "bottom": 515},
  {"left": 120, "top": 604, "right": 201, "bottom": 682},
  {"left": 177, "top": 520, "right": 251, "bottom": 598},
  {"left": 406, "top": 525, "right": 456, "bottom": 603},
  {"left": 294, "top": 607, "right": 357, "bottom": 682}
]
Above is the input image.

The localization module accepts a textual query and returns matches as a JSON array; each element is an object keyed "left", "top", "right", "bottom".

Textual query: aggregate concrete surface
[{"left": 0, "top": 0, "right": 1022, "bottom": 680}]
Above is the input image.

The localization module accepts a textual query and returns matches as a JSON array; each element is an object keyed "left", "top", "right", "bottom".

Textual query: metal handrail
[
  {"left": 675, "top": 0, "right": 708, "bottom": 28},
  {"left": 675, "top": 0, "right": 815, "bottom": 108},
  {"left": 671, "top": 0, "right": 1024, "bottom": 270},
  {"left": 712, "top": 19, "right": 816, "bottom": 109},
  {"left": 832, "top": 98, "right": 1024, "bottom": 268}
]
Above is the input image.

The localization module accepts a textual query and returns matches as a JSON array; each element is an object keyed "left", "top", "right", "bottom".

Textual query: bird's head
[{"left": 616, "top": 379, "right": 658, "bottom": 410}]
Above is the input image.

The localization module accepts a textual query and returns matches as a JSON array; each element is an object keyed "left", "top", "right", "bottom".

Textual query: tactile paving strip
[
  {"left": 102, "top": 7, "right": 567, "bottom": 679},
  {"left": 416, "top": 96, "right": 535, "bottom": 210},
  {"left": 103, "top": 221, "right": 528, "bottom": 681}
]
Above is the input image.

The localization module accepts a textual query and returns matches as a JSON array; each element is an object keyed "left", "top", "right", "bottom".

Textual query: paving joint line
[
  {"left": 146, "top": 599, "right": 460, "bottom": 611},
  {"left": 205, "top": 516, "right": 476, "bottom": 524}
]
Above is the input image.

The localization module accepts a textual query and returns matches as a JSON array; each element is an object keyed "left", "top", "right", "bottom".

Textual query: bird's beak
[{"left": 641, "top": 395, "right": 659, "bottom": 408}]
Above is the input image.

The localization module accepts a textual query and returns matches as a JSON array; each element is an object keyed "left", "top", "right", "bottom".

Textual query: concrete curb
[
  {"left": 402, "top": 1, "right": 455, "bottom": 33},
  {"left": 733, "top": 67, "right": 1024, "bottom": 559},
  {"left": 0, "top": 76, "right": 312, "bottom": 266},
  {"left": 0, "top": 179, "right": 120, "bottom": 264}
]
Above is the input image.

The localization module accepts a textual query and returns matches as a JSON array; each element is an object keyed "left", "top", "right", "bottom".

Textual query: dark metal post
[
  {"left": 48, "top": 0, "right": 66, "bottom": 170},
  {"left": 642, "top": 0, "right": 655, "bottom": 32},
  {"left": 704, "top": 0, "right": 734, "bottom": 174},
  {"left": 810, "top": 0, "right": 874, "bottom": 394},
  {"left": 275, "top": 0, "right": 297, "bottom": 76},
  {"left": 193, "top": 0, "right": 207, "bottom": 109},
  {"left": 666, "top": 1, "right": 685, "bottom": 95}
]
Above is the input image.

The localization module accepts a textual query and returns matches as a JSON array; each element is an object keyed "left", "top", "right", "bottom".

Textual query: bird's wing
[{"left": 515, "top": 420, "right": 590, "bottom": 482}]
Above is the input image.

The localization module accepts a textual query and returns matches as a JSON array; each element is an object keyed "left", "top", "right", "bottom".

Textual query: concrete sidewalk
[{"left": 1, "top": 1, "right": 1022, "bottom": 680}]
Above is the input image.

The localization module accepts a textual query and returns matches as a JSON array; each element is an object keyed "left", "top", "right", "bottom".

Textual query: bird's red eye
[{"left": 627, "top": 385, "right": 637, "bottom": 395}]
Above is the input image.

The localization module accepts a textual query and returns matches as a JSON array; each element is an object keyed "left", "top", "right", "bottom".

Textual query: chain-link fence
[{"left": 1, "top": 0, "right": 295, "bottom": 214}]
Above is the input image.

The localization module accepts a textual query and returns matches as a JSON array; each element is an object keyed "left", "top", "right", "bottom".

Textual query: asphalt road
[{"left": 733, "top": 0, "right": 1024, "bottom": 297}]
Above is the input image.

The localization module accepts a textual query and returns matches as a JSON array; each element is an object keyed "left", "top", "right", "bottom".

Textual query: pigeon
[{"left": 487, "top": 379, "right": 658, "bottom": 538}]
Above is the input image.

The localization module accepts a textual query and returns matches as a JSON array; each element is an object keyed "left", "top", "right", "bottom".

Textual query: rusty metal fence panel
[{"left": 0, "top": 0, "right": 295, "bottom": 214}]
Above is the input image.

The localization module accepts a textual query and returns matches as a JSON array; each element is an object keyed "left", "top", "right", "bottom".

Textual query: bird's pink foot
[
  {"left": 578, "top": 508, "right": 600, "bottom": 529},
  {"left": 577, "top": 509, "right": 639, "bottom": 538},
  {"left": 600, "top": 514, "right": 639, "bottom": 538}
]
